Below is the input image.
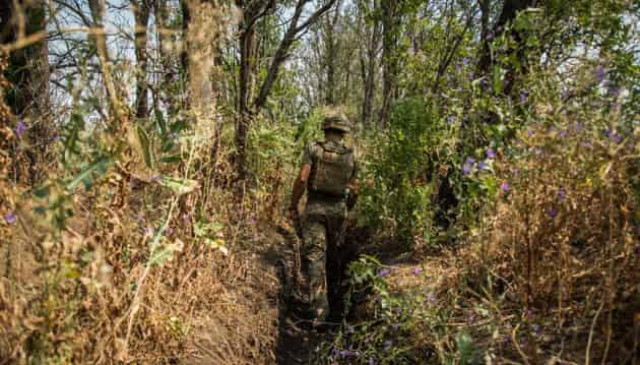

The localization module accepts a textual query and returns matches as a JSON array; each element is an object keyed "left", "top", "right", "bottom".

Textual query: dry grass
[
  {"left": 0, "top": 107, "right": 284, "bottom": 364},
  {"left": 407, "top": 117, "right": 640, "bottom": 363},
  {"left": 0, "top": 174, "right": 281, "bottom": 364}
]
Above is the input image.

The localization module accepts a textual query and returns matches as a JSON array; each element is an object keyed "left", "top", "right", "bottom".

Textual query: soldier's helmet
[{"left": 322, "top": 111, "right": 351, "bottom": 133}]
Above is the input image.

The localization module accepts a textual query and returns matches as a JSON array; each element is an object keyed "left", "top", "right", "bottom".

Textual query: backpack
[{"left": 309, "top": 141, "right": 355, "bottom": 197}]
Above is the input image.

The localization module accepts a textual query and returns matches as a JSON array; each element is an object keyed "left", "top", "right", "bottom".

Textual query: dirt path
[
  {"left": 183, "top": 224, "right": 311, "bottom": 364},
  {"left": 183, "top": 222, "right": 447, "bottom": 364}
]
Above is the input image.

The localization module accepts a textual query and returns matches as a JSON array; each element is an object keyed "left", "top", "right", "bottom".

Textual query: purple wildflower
[
  {"left": 462, "top": 57, "right": 469, "bottom": 66},
  {"left": 503, "top": 334, "right": 511, "bottom": 343},
  {"left": 15, "top": 120, "right": 26, "bottom": 137},
  {"left": 559, "top": 129, "right": 568, "bottom": 138},
  {"left": 480, "top": 78, "right": 489, "bottom": 90},
  {"left": 486, "top": 148, "right": 496, "bottom": 159},
  {"left": 532, "top": 324, "right": 542, "bottom": 334},
  {"left": 369, "top": 358, "right": 376, "bottom": 365},
  {"left": 520, "top": 91, "right": 528, "bottom": 104},
  {"left": 549, "top": 206, "right": 558, "bottom": 218},
  {"left": 605, "top": 80, "right": 620, "bottom": 97},
  {"left": 465, "top": 157, "right": 476, "bottom": 164},
  {"left": 4, "top": 212, "right": 16, "bottom": 224},
  {"left": 342, "top": 350, "right": 359, "bottom": 358},
  {"left": 501, "top": 181, "right": 510, "bottom": 192},
  {"left": 392, "top": 322, "right": 400, "bottom": 331},
  {"left": 425, "top": 291, "right": 437, "bottom": 305},
  {"left": 412, "top": 267, "right": 423, "bottom": 275},
  {"left": 595, "top": 65, "right": 606, "bottom": 84},
  {"left": 477, "top": 161, "right": 488, "bottom": 171},
  {"left": 331, "top": 348, "right": 340, "bottom": 356},
  {"left": 378, "top": 268, "right": 391, "bottom": 277},
  {"left": 557, "top": 189, "right": 566, "bottom": 202},
  {"left": 561, "top": 89, "right": 569, "bottom": 99},
  {"left": 52, "top": 135, "right": 61, "bottom": 142},
  {"left": 526, "top": 129, "right": 534, "bottom": 137},
  {"left": 383, "top": 340, "right": 393, "bottom": 351},
  {"left": 182, "top": 214, "right": 191, "bottom": 223},
  {"left": 150, "top": 174, "right": 162, "bottom": 181},
  {"left": 604, "top": 129, "right": 612, "bottom": 138},
  {"left": 165, "top": 226, "right": 174, "bottom": 236},
  {"left": 574, "top": 122, "right": 584, "bottom": 132},
  {"left": 462, "top": 162, "right": 473, "bottom": 176},
  {"left": 144, "top": 227, "right": 154, "bottom": 238},
  {"left": 609, "top": 86, "right": 620, "bottom": 97},
  {"left": 613, "top": 133, "right": 622, "bottom": 144},
  {"left": 395, "top": 307, "right": 403, "bottom": 315}
]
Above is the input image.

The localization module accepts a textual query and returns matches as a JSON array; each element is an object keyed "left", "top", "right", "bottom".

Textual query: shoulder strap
[{"left": 319, "top": 141, "right": 351, "bottom": 155}]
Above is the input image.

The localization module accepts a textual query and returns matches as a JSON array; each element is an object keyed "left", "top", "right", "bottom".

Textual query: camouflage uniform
[{"left": 299, "top": 134, "right": 357, "bottom": 323}]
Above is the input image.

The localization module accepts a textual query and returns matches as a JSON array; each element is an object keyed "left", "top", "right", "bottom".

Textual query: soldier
[{"left": 289, "top": 111, "right": 358, "bottom": 327}]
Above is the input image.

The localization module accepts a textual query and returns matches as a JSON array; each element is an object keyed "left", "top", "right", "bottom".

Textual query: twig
[
  {"left": 511, "top": 323, "right": 531, "bottom": 365},
  {"left": 585, "top": 300, "right": 605, "bottom": 365}
]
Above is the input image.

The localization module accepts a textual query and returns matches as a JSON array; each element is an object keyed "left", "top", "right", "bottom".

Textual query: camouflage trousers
[{"left": 299, "top": 197, "right": 348, "bottom": 323}]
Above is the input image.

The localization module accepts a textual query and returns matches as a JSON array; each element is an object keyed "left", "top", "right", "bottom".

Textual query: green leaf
[
  {"left": 136, "top": 124, "right": 154, "bottom": 169},
  {"left": 149, "top": 240, "right": 183, "bottom": 266},
  {"left": 34, "top": 186, "right": 50, "bottom": 199},
  {"left": 159, "top": 176, "right": 198, "bottom": 195},
  {"left": 492, "top": 65, "right": 504, "bottom": 94},
  {"left": 160, "top": 154, "right": 182, "bottom": 164},
  {"left": 66, "top": 155, "right": 114, "bottom": 191},
  {"left": 155, "top": 109, "right": 167, "bottom": 136}
]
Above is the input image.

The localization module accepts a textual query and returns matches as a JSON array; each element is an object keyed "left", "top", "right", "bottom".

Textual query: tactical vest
[{"left": 309, "top": 141, "right": 355, "bottom": 197}]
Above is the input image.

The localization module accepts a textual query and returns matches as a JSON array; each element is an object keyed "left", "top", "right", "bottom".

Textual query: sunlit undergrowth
[
  {"left": 2, "top": 0, "right": 640, "bottom": 363},
  {"left": 0, "top": 96, "right": 289, "bottom": 362},
  {"left": 327, "top": 56, "right": 640, "bottom": 363}
]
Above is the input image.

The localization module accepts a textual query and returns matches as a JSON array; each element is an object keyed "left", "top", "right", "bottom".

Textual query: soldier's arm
[{"left": 290, "top": 163, "right": 311, "bottom": 215}]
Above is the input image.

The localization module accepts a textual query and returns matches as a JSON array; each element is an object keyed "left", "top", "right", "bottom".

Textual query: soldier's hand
[{"left": 288, "top": 207, "right": 299, "bottom": 223}]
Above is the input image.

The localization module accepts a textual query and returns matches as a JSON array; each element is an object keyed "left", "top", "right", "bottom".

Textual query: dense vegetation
[{"left": 1, "top": 0, "right": 639, "bottom": 363}]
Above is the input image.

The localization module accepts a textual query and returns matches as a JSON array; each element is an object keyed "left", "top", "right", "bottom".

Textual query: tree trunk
[
  {"left": 477, "top": 0, "right": 491, "bottom": 75},
  {"left": 234, "top": 0, "right": 336, "bottom": 183},
  {"left": 477, "top": 0, "right": 537, "bottom": 84},
  {"left": 155, "top": 0, "right": 180, "bottom": 114},
  {"left": 133, "top": 0, "right": 151, "bottom": 120},
  {"left": 88, "top": 0, "right": 122, "bottom": 122},
  {"left": 361, "top": 3, "right": 380, "bottom": 127},
  {"left": 322, "top": 3, "right": 341, "bottom": 106},
  {"left": 378, "top": 0, "right": 398, "bottom": 129},
  {"left": 180, "top": 0, "right": 191, "bottom": 108},
  {"left": 1, "top": 0, "right": 50, "bottom": 184},
  {"left": 236, "top": 9, "right": 258, "bottom": 181}
]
